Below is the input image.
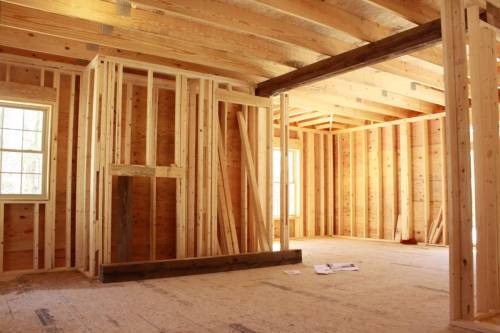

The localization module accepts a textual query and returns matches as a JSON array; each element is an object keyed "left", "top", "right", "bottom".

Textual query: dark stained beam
[
  {"left": 100, "top": 249, "right": 302, "bottom": 283},
  {"left": 256, "top": 19, "right": 442, "bottom": 97}
]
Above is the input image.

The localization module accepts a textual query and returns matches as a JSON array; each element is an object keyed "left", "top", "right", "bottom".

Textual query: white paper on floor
[
  {"left": 283, "top": 270, "right": 301, "bottom": 275},
  {"left": 314, "top": 263, "right": 359, "bottom": 275}
]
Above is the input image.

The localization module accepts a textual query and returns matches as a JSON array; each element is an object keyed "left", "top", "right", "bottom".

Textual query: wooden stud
[
  {"left": 241, "top": 105, "right": 248, "bottom": 252},
  {"left": 327, "top": 134, "right": 334, "bottom": 236},
  {"left": 280, "top": 93, "right": 289, "bottom": 250},
  {"left": 266, "top": 105, "right": 273, "bottom": 248},
  {"left": 187, "top": 80, "right": 197, "bottom": 257},
  {"left": 349, "top": 132, "right": 355, "bottom": 237},
  {"left": 440, "top": 117, "right": 448, "bottom": 246},
  {"left": 305, "top": 132, "right": 315, "bottom": 237},
  {"left": 376, "top": 127, "right": 383, "bottom": 239},
  {"left": 441, "top": 0, "right": 474, "bottom": 320},
  {"left": 124, "top": 83, "right": 133, "bottom": 164},
  {"left": 468, "top": 5, "right": 500, "bottom": 313},
  {"left": 362, "top": 130, "right": 368, "bottom": 238},
  {"left": 196, "top": 79, "right": 205, "bottom": 257},
  {"left": 65, "top": 74, "right": 76, "bottom": 268},
  {"left": 400, "top": 122, "right": 413, "bottom": 241},
  {"left": 337, "top": 134, "right": 344, "bottom": 235},
  {"left": 423, "top": 120, "right": 431, "bottom": 244},
  {"left": 390, "top": 125, "right": 398, "bottom": 240},
  {"left": 236, "top": 112, "right": 271, "bottom": 251},
  {"left": 318, "top": 134, "right": 325, "bottom": 237},
  {"left": 75, "top": 68, "right": 90, "bottom": 271}
]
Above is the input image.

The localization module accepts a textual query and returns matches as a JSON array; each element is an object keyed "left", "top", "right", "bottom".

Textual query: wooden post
[
  {"left": 400, "top": 122, "right": 413, "bottom": 240},
  {"left": 266, "top": 105, "right": 273, "bottom": 247},
  {"left": 196, "top": 79, "right": 205, "bottom": 257},
  {"left": 441, "top": 0, "right": 474, "bottom": 321},
  {"left": 423, "top": 120, "right": 431, "bottom": 244},
  {"left": 280, "top": 93, "right": 290, "bottom": 250},
  {"left": 468, "top": 5, "right": 499, "bottom": 313},
  {"left": 305, "top": 132, "right": 315, "bottom": 237},
  {"left": 390, "top": 125, "right": 398, "bottom": 239},
  {"left": 65, "top": 74, "right": 76, "bottom": 268},
  {"left": 327, "top": 134, "right": 334, "bottom": 236},
  {"left": 349, "top": 132, "right": 355, "bottom": 237},
  {"left": 376, "top": 127, "right": 383, "bottom": 239},
  {"left": 362, "top": 130, "right": 368, "bottom": 238},
  {"left": 318, "top": 134, "right": 325, "bottom": 236},
  {"left": 175, "top": 75, "right": 188, "bottom": 258},
  {"left": 241, "top": 105, "right": 248, "bottom": 252},
  {"left": 187, "top": 80, "right": 197, "bottom": 257},
  {"left": 75, "top": 69, "right": 89, "bottom": 270},
  {"left": 337, "top": 134, "right": 344, "bottom": 235},
  {"left": 440, "top": 117, "right": 448, "bottom": 245}
]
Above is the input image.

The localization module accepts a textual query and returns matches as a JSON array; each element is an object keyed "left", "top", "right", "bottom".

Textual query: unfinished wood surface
[
  {"left": 100, "top": 249, "right": 302, "bottom": 283},
  {"left": 280, "top": 93, "right": 290, "bottom": 250},
  {"left": 468, "top": 5, "right": 500, "bottom": 314},
  {"left": 441, "top": 0, "right": 474, "bottom": 321},
  {"left": 400, "top": 122, "right": 413, "bottom": 241},
  {"left": 326, "top": 134, "right": 334, "bottom": 236},
  {"left": 236, "top": 112, "right": 271, "bottom": 252}
]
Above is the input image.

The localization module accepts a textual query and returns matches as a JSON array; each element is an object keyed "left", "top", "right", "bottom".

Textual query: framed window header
[{"left": 0, "top": 100, "right": 51, "bottom": 200}]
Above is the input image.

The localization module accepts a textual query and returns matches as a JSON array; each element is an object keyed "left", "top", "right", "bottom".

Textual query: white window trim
[{"left": 0, "top": 100, "right": 51, "bottom": 201}]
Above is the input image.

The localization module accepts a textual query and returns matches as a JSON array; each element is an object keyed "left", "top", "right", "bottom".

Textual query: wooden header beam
[{"left": 255, "top": 19, "right": 442, "bottom": 97}]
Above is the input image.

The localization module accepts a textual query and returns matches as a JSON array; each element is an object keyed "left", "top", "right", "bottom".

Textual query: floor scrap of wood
[{"left": 0, "top": 238, "right": 456, "bottom": 333}]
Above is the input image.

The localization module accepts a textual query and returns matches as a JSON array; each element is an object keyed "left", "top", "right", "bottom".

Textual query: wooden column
[
  {"left": 400, "top": 122, "right": 413, "bottom": 241},
  {"left": 196, "top": 80, "right": 205, "bottom": 257},
  {"left": 305, "top": 132, "right": 315, "bottom": 237},
  {"left": 390, "top": 125, "right": 398, "bottom": 239},
  {"left": 349, "top": 132, "right": 355, "bottom": 237},
  {"left": 468, "top": 5, "right": 500, "bottom": 314},
  {"left": 280, "top": 93, "right": 289, "bottom": 250},
  {"left": 337, "top": 135, "right": 344, "bottom": 235},
  {"left": 327, "top": 134, "right": 334, "bottom": 236},
  {"left": 441, "top": 0, "right": 474, "bottom": 321},
  {"left": 376, "top": 127, "right": 383, "bottom": 239},
  {"left": 423, "top": 120, "right": 431, "bottom": 244},
  {"left": 362, "top": 130, "right": 368, "bottom": 238},
  {"left": 318, "top": 134, "right": 325, "bottom": 236}
]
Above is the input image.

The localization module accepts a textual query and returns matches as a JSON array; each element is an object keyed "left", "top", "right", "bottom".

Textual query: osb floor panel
[{"left": 0, "top": 238, "right": 459, "bottom": 333}]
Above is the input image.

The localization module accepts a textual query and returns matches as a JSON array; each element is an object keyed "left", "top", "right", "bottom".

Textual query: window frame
[
  {"left": 0, "top": 100, "right": 51, "bottom": 201},
  {"left": 272, "top": 139, "right": 301, "bottom": 220}
]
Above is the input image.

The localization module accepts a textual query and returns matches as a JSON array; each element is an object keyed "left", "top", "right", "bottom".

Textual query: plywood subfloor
[{"left": 0, "top": 238, "right": 454, "bottom": 333}]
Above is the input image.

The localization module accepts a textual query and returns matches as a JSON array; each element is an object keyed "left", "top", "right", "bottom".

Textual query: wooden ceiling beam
[
  {"left": 252, "top": 0, "right": 443, "bottom": 66},
  {"left": 0, "top": 2, "right": 291, "bottom": 79},
  {"left": 120, "top": 0, "right": 446, "bottom": 90},
  {"left": 2, "top": 0, "right": 322, "bottom": 69},
  {"left": 365, "top": 0, "right": 440, "bottom": 24},
  {"left": 336, "top": 68, "right": 445, "bottom": 105},
  {"left": 0, "top": 25, "right": 262, "bottom": 85},
  {"left": 256, "top": 19, "right": 442, "bottom": 96},
  {"left": 284, "top": 94, "right": 400, "bottom": 122},
  {"left": 306, "top": 80, "right": 441, "bottom": 114}
]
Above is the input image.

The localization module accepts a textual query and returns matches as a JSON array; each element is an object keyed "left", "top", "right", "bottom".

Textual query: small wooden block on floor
[{"left": 100, "top": 249, "right": 303, "bottom": 283}]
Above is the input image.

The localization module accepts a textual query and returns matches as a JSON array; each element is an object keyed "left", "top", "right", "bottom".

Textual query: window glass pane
[
  {"left": 2, "top": 151, "right": 22, "bottom": 173},
  {"left": 22, "top": 174, "right": 42, "bottom": 194},
  {"left": 22, "top": 131, "right": 43, "bottom": 151},
  {"left": 272, "top": 150, "right": 280, "bottom": 182},
  {"left": 23, "top": 110, "right": 44, "bottom": 131},
  {"left": 3, "top": 108, "right": 23, "bottom": 129},
  {"left": 272, "top": 183, "right": 280, "bottom": 217},
  {"left": 289, "top": 183, "right": 295, "bottom": 215},
  {"left": 1, "top": 173, "right": 21, "bottom": 194},
  {"left": 3, "top": 129, "right": 23, "bottom": 150},
  {"left": 22, "top": 153, "right": 42, "bottom": 173}
]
